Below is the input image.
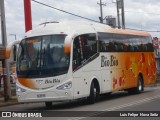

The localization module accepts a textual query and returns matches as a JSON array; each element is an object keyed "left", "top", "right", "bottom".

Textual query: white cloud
[{"left": 2, "top": 0, "right": 160, "bottom": 44}]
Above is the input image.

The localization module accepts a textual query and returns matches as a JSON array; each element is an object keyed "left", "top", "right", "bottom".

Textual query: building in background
[{"left": 153, "top": 37, "right": 160, "bottom": 76}]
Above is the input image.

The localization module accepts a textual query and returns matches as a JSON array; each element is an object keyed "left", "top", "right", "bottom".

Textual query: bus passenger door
[{"left": 72, "top": 35, "right": 84, "bottom": 99}]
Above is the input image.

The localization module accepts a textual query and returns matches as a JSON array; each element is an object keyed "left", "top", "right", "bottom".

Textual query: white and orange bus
[{"left": 13, "top": 21, "right": 156, "bottom": 107}]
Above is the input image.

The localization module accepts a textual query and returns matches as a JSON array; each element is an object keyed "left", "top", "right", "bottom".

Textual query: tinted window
[
  {"left": 98, "top": 33, "right": 153, "bottom": 52},
  {"left": 17, "top": 35, "right": 70, "bottom": 78},
  {"left": 98, "top": 33, "right": 112, "bottom": 52},
  {"left": 99, "top": 33, "right": 126, "bottom": 52},
  {"left": 73, "top": 34, "right": 97, "bottom": 71}
]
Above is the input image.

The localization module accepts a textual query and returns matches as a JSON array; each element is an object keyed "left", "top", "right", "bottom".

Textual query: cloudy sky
[{"left": 1, "top": 0, "right": 160, "bottom": 44}]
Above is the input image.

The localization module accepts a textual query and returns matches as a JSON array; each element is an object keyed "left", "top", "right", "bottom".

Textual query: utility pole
[
  {"left": 116, "top": 0, "right": 125, "bottom": 29},
  {"left": 97, "top": 0, "right": 106, "bottom": 23},
  {"left": 116, "top": 0, "right": 121, "bottom": 29},
  {"left": 121, "top": 0, "right": 125, "bottom": 29},
  {"left": 0, "top": 0, "right": 11, "bottom": 101}
]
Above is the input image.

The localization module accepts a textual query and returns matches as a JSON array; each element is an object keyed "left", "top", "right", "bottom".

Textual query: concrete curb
[
  {"left": 0, "top": 97, "right": 20, "bottom": 108},
  {"left": 0, "top": 101, "right": 20, "bottom": 108}
]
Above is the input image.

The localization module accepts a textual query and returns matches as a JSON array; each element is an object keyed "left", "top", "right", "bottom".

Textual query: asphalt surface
[
  {"left": 0, "top": 77, "right": 160, "bottom": 120},
  {"left": 0, "top": 85, "right": 160, "bottom": 120}
]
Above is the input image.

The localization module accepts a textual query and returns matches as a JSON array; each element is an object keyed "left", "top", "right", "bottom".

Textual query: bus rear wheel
[
  {"left": 136, "top": 75, "right": 144, "bottom": 94},
  {"left": 128, "top": 75, "right": 144, "bottom": 94},
  {"left": 88, "top": 82, "right": 99, "bottom": 104}
]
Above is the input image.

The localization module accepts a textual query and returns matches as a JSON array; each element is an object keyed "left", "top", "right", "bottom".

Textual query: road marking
[
  {"left": 103, "top": 95, "right": 160, "bottom": 111},
  {"left": 67, "top": 95, "right": 160, "bottom": 120}
]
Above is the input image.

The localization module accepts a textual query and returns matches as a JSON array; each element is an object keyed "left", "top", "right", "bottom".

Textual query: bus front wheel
[
  {"left": 128, "top": 75, "right": 144, "bottom": 94},
  {"left": 45, "top": 102, "right": 52, "bottom": 108},
  {"left": 88, "top": 82, "right": 99, "bottom": 104}
]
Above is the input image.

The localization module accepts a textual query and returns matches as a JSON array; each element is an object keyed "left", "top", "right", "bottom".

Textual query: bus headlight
[
  {"left": 16, "top": 86, "right": 26, "bottom": 92},
  {"left": 56, "top": 81, "right": 72, "bottom": 90}
]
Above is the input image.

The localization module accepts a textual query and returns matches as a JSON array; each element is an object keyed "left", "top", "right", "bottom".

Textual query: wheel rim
[
  {"left": 94, "top": 87, "right": 97, "bottom": 98},
  {"left": 138, "top": 79, "right": 142, "bottom": 91}
]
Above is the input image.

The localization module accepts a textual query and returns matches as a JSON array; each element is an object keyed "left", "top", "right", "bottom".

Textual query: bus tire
[
  {"left": 45, "top": 102, "right": 52, "bottom": 108},
  {"left": 128, "top": 75, "right": 143, "bottom": 94},
  {"left": 136, "top": 75, "right": 144, "bottom": 94},
  {"left": 88, "top": 82, "right": 99, "bottom": 104}
]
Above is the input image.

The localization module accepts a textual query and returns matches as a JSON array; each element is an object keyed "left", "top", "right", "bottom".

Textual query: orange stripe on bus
[
  {"left": 18, "top": 78, "right": 36, "bottom": 89},
  {"left": 107, "top": 28, "right": 151, "bottom": 36},
  {"left": 5, "top": 48, "right": 11, "bottom": 59}
]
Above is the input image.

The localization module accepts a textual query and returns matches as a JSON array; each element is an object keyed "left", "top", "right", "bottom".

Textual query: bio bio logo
[
  {"left": 101, "top": 55, "right": 118, "bottom": 67},
  {"left": 45, "top": 79, "right": 60, "bottom": 84}
]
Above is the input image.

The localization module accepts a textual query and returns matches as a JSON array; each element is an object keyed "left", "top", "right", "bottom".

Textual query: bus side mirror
[
  {"left": 13, "top": 45, "right": 17, "bottom": 61},
  {"left": 6, "top": 47, "right": 11, "bottom": 59},
  {"left": 64, "top": 37, "right": 72, "bottom": 54},
  {"left": 6, "top": 40, "right": 20, "bottom": 60}
]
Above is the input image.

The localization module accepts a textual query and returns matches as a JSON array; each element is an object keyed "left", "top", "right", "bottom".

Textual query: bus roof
[{"left": 24, "top": 21, "right": 151, "bottom": 38}]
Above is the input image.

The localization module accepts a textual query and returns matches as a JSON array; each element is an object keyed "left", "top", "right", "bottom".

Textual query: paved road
[{"left": 0, "top": 85, "right": 160, "bottom": 120}]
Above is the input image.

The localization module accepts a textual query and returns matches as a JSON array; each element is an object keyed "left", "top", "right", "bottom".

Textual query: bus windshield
[{"left": 17, "top": 35, "right": 70, "bottom": 78}]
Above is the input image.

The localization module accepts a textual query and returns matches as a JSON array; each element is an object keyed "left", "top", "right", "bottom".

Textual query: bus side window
[
  {"left": 100, "top": 40, "right": 110, "bottom": 52},
  {"left": 109, "top": 42, "right": 115, "bottom": 52},
  {"left": 143, "top": 37, "right": 153, "bottom": 52},
  {"left": 141, "top": 37, "right": 147, "bottom": 52},
  {"left": 118, "top": 43, "right": 124, "bottom": 52},
  {"left": 112, "top": 34, "right": 126, "bottom": 52},
  {"left": 82, "top": 34, "right": 97, "bottom": 60},
  {"left": 98, "top": 32, "right": 111, "bottom": 52},
  {"left": 73, "top": 34, "right": 97, "bottom": 71},
  {"left": 127, "top": 35, "right": 135, "bottom": 52}
]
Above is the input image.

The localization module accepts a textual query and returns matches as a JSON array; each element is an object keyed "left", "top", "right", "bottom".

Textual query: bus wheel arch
[
  {"left": 87, "top": 78, "right": 100, "bottom": 104},
  {"left": 128, "top": 73, "right": 144, "bottom": 94}
]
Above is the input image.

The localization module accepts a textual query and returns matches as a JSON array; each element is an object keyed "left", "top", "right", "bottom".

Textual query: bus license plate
[{"left": 37, "top": 94, "right": 46, "bottom": 98}]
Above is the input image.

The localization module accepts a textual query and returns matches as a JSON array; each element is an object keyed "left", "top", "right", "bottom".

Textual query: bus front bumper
[{"left": 16, "top": 89, "right": 73, "bottom": 103}]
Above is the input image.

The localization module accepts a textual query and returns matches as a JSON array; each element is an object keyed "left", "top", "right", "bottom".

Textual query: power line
[
  {"left": 31, "top": 0, "right": 99, "bottom": 23},
  {"left": 32, "top": 0, "right": 160, "bottom": 33}
]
